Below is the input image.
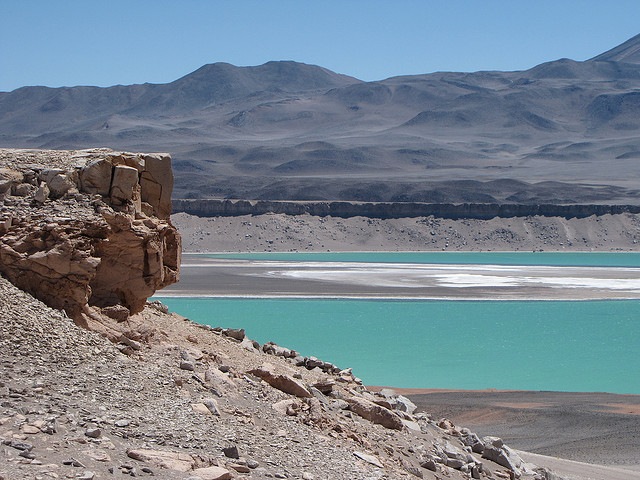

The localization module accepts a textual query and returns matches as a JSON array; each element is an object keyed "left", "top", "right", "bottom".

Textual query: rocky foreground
[
  {"left": 1, "top": 275, "right": 555, "bottom": 480},
  {"left": 2, "top": 148, "right": 639, "bottom": 480}
]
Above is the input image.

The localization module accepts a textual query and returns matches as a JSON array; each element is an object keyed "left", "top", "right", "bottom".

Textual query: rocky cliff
[
  {"left": 0, "top": 148, "right": 180, "bottom": 332},
  {"left": 173, "top": 198, "right": 640, "bottom": 220}
]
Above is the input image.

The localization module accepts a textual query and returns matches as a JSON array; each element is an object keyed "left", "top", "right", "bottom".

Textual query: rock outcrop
[{"left": 0, "top": 148, "right": 180, "bottom": 325}]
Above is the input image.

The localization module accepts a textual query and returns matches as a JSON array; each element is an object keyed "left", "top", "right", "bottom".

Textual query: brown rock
[
  {"left": 228, "top": 463, "right": 251, "bottom": 473},
  {"left": 47, "top": 173, "right": 75, "bottom": 198},
  {"left": 127, "top": 448, "right": 195, "bottom": 472},
  {"left": 346, "top": 396, "right": 404, "bottom": 430},
  {"left": 80, "top": 159, "right": 112, "bottom": 196},
  {"left": 110, "top": 165, "right": 139, "bottom": 202},
  {"left": 191, "top": 466, "right": 232, "bottom": 480},
  {"left": 102, "top": 304, "right": 130, "bottom": 322},
  {"left": 139, "top": 153, "right": 173, "bottom": 220},
  {"left": 249, "top": 363, "right": 312, "bottom": 398},
  {"left": 0, "top": 149, "right": 181, "bottom": 320}
]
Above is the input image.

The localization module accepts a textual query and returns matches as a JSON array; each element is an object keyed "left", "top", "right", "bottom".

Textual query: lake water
[{"left": 156, "top": 252, "right": 640, "bottom": 394}]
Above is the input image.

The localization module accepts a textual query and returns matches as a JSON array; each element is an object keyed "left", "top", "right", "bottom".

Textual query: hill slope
[{"left": 2, "top": 36, "right": 640, "bottom": 203}]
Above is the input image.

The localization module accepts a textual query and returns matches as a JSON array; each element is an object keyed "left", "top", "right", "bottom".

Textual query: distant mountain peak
[{"left": 589, "top": 33, "right": 640, "bottom": 64}]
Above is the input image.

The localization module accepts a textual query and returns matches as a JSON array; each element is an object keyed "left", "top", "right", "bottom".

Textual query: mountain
[
  {"left": 589, "top": 33, "right": 640, "bottom": 64},
  {"left": 2, "top": 37, "right": 640, "bottom": 204}
]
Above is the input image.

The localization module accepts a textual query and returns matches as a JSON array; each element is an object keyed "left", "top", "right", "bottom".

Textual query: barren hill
[{"left": 2, "top": 37, "right": 640, "bottom": 203}]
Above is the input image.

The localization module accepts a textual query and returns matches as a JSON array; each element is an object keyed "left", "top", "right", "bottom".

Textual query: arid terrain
[
  {"left": 3, "top": 30, "right": 640, "bottom": 477},
  {"left": 173, "top": 211, "right": 640, "bottom": 253},
  {"left": 2, "top": 35, "right": 640, "bottom": 205}
]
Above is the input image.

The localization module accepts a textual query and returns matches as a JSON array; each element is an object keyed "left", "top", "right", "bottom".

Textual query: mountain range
[{"left": 2, "top": 34, "right": 640, "bottom": 204}]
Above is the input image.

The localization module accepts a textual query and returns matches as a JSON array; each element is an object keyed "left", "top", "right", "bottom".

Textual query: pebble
[{"left": 84, "top": 427, "right": 101, "bottom": 438}]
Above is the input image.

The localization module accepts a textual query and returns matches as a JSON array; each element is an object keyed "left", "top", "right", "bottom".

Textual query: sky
[{"left": 1, "top": 1, "right": 639, "bottom": 92}]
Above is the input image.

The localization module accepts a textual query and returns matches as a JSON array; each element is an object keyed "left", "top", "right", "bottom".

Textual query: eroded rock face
[{"left": 0, "top": 148, "right": 181, "bottom": 321}]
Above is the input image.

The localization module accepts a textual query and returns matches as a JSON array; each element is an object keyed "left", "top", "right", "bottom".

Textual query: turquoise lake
[{"left": 156, "top": 252, "right": 640, "bottom": 394}]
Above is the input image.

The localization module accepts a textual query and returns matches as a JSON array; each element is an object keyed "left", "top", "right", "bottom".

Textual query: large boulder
[
  {"left": 347, "top": 396, "right": 404, "bottom": 430},
  {"left": 0, "top": 148, "right": 181, "bottom": 320},
  {"left": 248, "top": 363, "right": 312, "bottom": 398}
]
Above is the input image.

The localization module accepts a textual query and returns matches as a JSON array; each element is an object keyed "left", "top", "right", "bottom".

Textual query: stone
[
  {"left": 34, "top": 183, "right": 49, "bottom": 203},
  {"left": 84, "top": 428, "right": 101, "bottom": 438},
  {"left": 47, "top": 173, "right": 74, "bottom": 198},
  {"left": 0, "top": 150, "right": 181, "bottom": 321},
  {"left": 13, "top": 183, "right": 34, "bottom": 196},
  {"left": 420, "top": 457, "right": 437, "bottom": 471},
  {"left": 101, "top": 304, "right": 130, "bottom": 322},
  {"left": 203, "top": 397, "right": 221, "bottom": 416},
  {"left": 80, "top": 159, "right": 112, "bottom": 196},
  {"left": 222, "top": 445, "right": 239, "bottom": 459},
  {"left": 22, "top": 425, "right": 40, "bottom": 434},
  {"left": 272, "top": 399, "right": 300, "bottom": 416},
  {"left": 190, "top": 466, "right": 232, "bottom": 480},
  {"left": 346, "top": 396, "right": 404, "bottom": 430},
  {"left": 127, "top": 448, "right": 195, "bottom": 472},
  {"left": 228, "top": 463, "right": 251, "bottom": 473},
  {"left": 223, "top": 328, "right": 245, "bottom": 340},
  {"left": 463, "top": 432, "right": 484, "bottom": 454},
  {"left": 401, "top": 419, "right": 421, "bottom": 431},
  {"left": 241, "top": 337, "right": 258, "bottom": 352},
  {"left": 311, "top": 378, "right": 335, "bottom": 394},
  {"left": 248, "top": 363, "right": 312, "bottom": 398},
  {"left": 447, "top": 458, "right": 465, "bottom": 469},
  {"left": 180, "top": 360, "right": 195, "bottom": 371},
  {"left": 191, "top": 403, "right": 211, "bottom": 415},
  {"left": 204, "top": 367, "right": 237, "bottom": 395},
  {"left": 110, "top": 165, "right": 139, "bottom": 202},
  {"left": 482, "top": 442, "right": 522, "bottom": 475},
  {"left": 354, "top": 451, "right": 383, "bottom": 468}
]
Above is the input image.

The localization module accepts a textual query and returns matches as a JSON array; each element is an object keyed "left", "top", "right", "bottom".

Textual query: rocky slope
[
  {"left": 0, "top": 148, "right": 180, "bottom": 336},
  {"left": 0, "top": 148, "right": 559, "bottom": 480},
  {"left": 0, "top": 275, "right": 555, "bottom": 480}
]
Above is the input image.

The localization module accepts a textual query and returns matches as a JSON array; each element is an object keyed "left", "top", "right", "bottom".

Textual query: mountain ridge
[{"left": 2, "top": 36, "right": 640, "bottom": 204}]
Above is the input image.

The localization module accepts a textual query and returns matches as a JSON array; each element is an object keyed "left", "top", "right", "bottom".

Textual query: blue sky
[{"left": 1, "top": 1, "right": 639, "bottom": 92}]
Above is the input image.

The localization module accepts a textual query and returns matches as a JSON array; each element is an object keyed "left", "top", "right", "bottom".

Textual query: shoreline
[
  {"left": 167, "top": 212, "right": 640, "bottom": 472},
  {"left": 399, "top": 388, "right": 640, "bottom": 471},
  {"left": 162, "top": 255, "right": 640, "bottom": 300}
]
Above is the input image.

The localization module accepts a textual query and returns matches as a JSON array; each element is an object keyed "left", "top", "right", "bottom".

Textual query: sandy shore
[
  {"left": 400, "top": 389, "right": 640, "bottom": 472},
  {"left": 162, "top": 254, "right": 640, "bottom": 300}
]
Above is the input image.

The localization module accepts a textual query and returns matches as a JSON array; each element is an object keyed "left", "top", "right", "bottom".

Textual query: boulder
[
  {"left": 191, "top": 466, "right": 232, "bottom": 480},
  {"left": 126, "top": 448, "right": 195, "bottom": 472},
  {"left": 0, "top": 149, "right": 181, "bottom": 320},
  {"left": 47, "top": 173, "right": 75, "bottom": 198},
  {"left": 110, "top": 165, "right": 139, "bottom": 202},
  {"left": 248, "top": 363, "right": 312, "bottom": 398},
  {"left": 481, "top": 437, "right": 524, "bottom": 476},
  {"left": 80, "top": 159, "right": 112, "bottom": 196},
  {"left": 346, "top": 396, "right": 404, "bottom": 430}
]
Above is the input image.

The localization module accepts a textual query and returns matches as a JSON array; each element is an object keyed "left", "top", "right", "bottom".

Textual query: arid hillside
[{"left": 2, "top": 36, "right": 640, "bottom": 204}]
